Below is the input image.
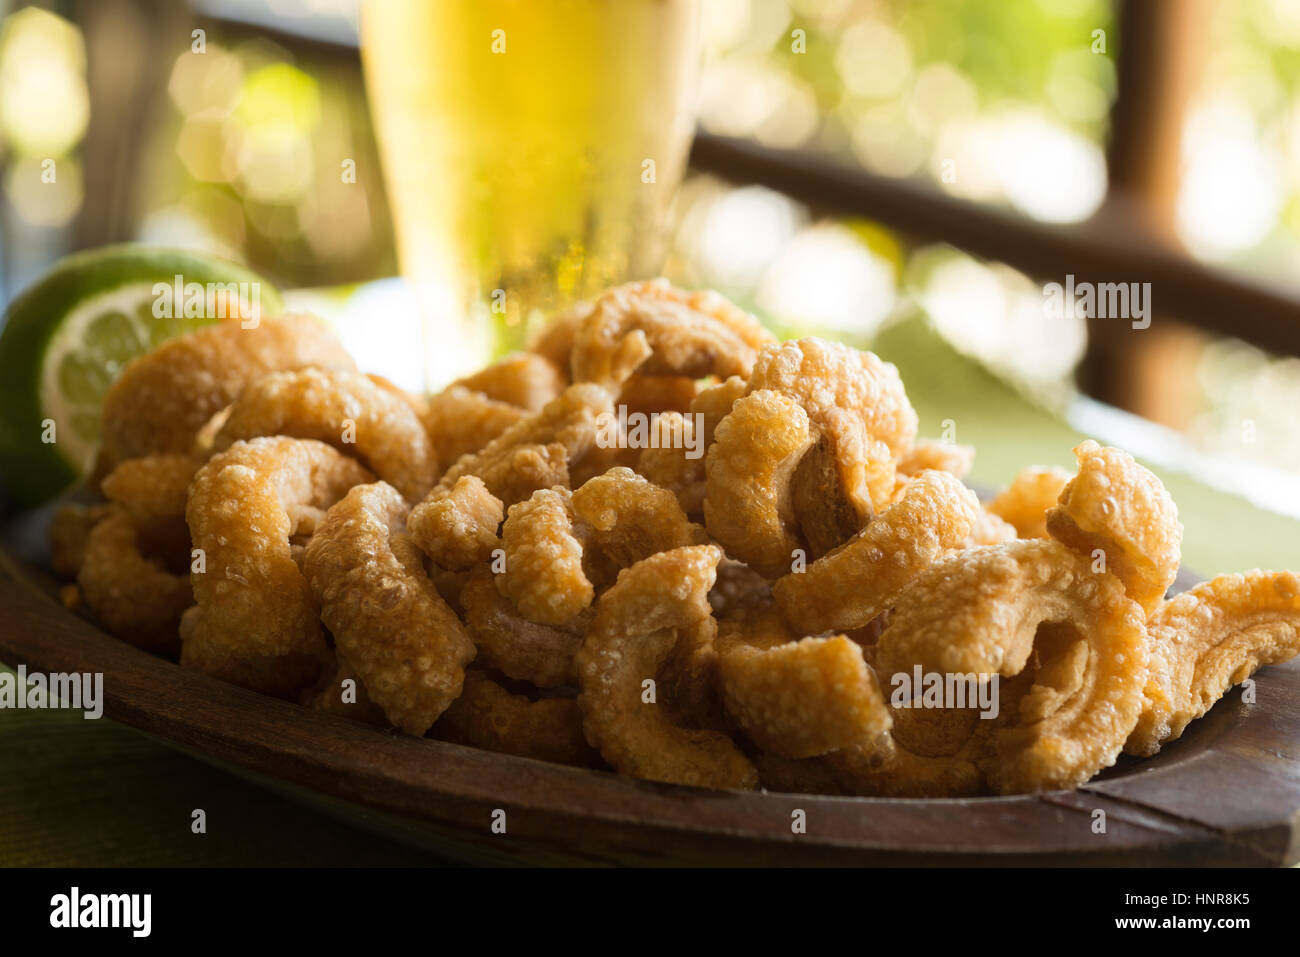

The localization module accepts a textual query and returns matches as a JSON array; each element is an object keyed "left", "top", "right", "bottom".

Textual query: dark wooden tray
[{"left": 2, "top": 543, "right": 1298, "bottom": 866}]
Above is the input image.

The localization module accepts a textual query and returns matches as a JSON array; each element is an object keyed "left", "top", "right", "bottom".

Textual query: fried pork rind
[
  {"left": 527, "top": 299, "right": 590, "bottom": 375},
  {"left": 496, "top": 487, "right": 593, "bottom": 625},
  {"left": 493, "top": 467, "right": 705, "bottom": 640},
  {"left": 637, "top": 375, "right": 746, "bottom": 519},
  {"left": 987, "top": 465, "right": 1072, "bottom": 539},
  {"left": 453, "top": 353, "right": 566, "bottom": 412},
  {"left": 704, "top": 340, "right": 920, "bottom": 572},
  {"left": 570, "top": 466, "right": 706, "bottom": 583},
  {"left": 96, "top": 314, "right": 355, "bottom": 479},
  {"left": 421, "top": 385, "right": 529, "bottom": 469},
  {"left": 709, "top": 559, "right": 771, "bottom": 620},
  {"left": 570, "top": 278, "right": 775, "bottom": 387},
  {"left": 789, "top": 432, "right": 886, "bottom": 558},
  {"left": 823, "top": 738, "right": 986, "bottom": 798},
  {"left": 745, "top": 337, "right": 918, "bottom": 511},
  {"left": 434, "top": 671, "right": 601, "bottom": 768},
  {"left": 617, "top": 374, "right": 698, "bottom": 416},
  {"left": 432, "top": 382, "right": 611, "bottom": 507},
  {"left": 406, "top": 474, "right": 504, "bottom": 571},
  {"left": 963, "top": 510, "right": 1019, "bottom": 548},
  {"left": 77, "top": 505, "right": 191, "bottom": 655},
  {"left": 43, "top": 275, "right": 1300, "bottom": 799},
  {"left": 191, "top": 406, "right": 232, "bottom": 456},
  {"left": 303, "top": 482, "right": 477, "bottom": 735},
  {"left": 576, "top": 544, "right": 758, "bottom": 788},
  {"left": 462, "top": 568, "right": 587, "bottom": 688},
  {"left": 67, "top": 453, "right": 203, "bottom": 652},
  {"left": 897, "top": 439, "right": 975, "bottom": 479},
  {"left": 98, "top": 451, "right": 197, "bottom": 570},
  {"left": 1126, "top": 570, "right": 1300, "bottom": 756},
  {"left": 568, "top": 434, "right": 642, "bottom": 488},
  {"left": 751, "top": 753, "right": 852, "bottom": 795},
  {"left": 211, "top": 367, "right": 437, "bottom": 502},
  {"left": 717, "top": 607, "right": 891, "bottom": 758},
  {"left": 100, "top": 453, "right": 196, "bottom": 525},
  {"left": 876, "top": 539, "right": 1148, "bottom": 793},
  {"left": 692, "top": 373, "right": 748, "bottom": 425},
  {"left": 1046, "top": 440, "right": 1182, "bottom": 614},
  {"left": 635, "top": 412, "right": 704, "bottom": 515},
  {"left": 365, "top": 372, "right": 429, "bottom": 420},
  {"left": 705, "top": 390, "right": 814, "bottom": 578},
  {"left": 304, "top": 650, "right": 388, "bottom": 727},
  {"left": 773, "top": 471, "right": 982, "bottom": 634},
  {"left": 181, "top": 437, "right": 372, "bottom": 698},
  {"left": 49, "top": 503, "right": 112, "bottom": 577},
  {"left": 465, "top": 442, "right": 570, "bottom": 509}
]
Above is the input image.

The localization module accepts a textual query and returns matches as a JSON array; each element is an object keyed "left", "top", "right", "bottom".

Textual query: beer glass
[{"left": 361, "top": 0, "right": 702, "bottom": 386}]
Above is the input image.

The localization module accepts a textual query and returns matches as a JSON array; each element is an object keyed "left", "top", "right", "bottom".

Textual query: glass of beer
[{"left": 361, "top": 0, "right": 702, "bottom": 387}]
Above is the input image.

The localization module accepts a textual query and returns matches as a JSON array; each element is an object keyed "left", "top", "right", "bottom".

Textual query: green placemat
[
  {"left": 3, "top": 314, "right": 1296, "bottom": 866},
  {"left": 0, "top": 679, "right": 442, "bottom": 866}
]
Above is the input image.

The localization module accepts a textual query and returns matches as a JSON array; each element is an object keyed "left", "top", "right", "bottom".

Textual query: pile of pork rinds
[{"left": 50, "top": 279, "right": 1300, "bottom": 796}]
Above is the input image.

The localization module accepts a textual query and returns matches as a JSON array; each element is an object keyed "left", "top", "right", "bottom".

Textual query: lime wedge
[{"left": 0, "top": 245, "right": 283, "bottom": 509}]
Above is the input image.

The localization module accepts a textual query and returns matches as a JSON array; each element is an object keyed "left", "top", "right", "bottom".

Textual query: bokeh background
[{"left": 2, "top": 0, "right": 1299, "bottom": 491}]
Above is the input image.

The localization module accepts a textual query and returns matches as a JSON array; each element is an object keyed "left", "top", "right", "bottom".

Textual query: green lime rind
[{"left": 0, "top": 244, "right": 282, "bottom": 510}]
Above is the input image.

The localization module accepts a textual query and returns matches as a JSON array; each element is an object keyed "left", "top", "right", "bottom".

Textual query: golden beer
[{"left": 361, "top": 0, "right": 701, "bottom": 385}]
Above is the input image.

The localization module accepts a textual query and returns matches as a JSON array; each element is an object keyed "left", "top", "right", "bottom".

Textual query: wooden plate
[{"left": 2, "top": 541, "right": 1297, "bottom": 866}]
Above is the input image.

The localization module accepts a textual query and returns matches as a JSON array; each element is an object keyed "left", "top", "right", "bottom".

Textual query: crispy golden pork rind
[
  {"left": 823, "top": 738, "right": 986, "bottom": 798},
  {"left": 617, "top": 374, "right": 698, "bottom": 416},
  {"left": 526, "top": 299, "right": 591, "bottom": 376},
  {"left": 569, "top": 466, "right": 707, "bottom": 585},
  {"left": 1126, "top": 570, "right": 1300, "bottom": 756},
  {"left": 490, "top": 461, "right": 706, "bottom": 625},
  {"left": 773, "top": 470, "right": 982, "bottom": 634},
  {"left": 304, "top": 482, "right": 477, "bottom": 735},
  {"left": 717, "top": 607, "right": 891, "bottom": 759},
  {"left": 897, "top": 439, "right": 975, "bottom": 479},
  {"left": 77, "top": 505, "right": 192, "bottom": 655},
  {"left": 49, "top": 503, "right": 112, "bottom": 578},
  {"left": 704, "top": 339, "right": 920, "bottom": 571},
  {"left": 704, "top": 390, "right": 814, "bottom": 578},
  {"left": 987, "top": 464, "right": 1073, "bottom": 539},
  {"left": 434, "top": 671, "right": 602, "bottom": 768},
  {"left": 570, "top": 278, "right": 775, "bottom": 387},
  {"left": 431, "top": 382, "right": 611, "bottom": 507},
  {"left": 875, "top": 539, "right": 1147, "bottom": 793},
  {"left": 303, "top": 649, "right": 388, "bottom": 727},
  {"left": 96, "top": 314, "right": 355, "bottom": 479},
  {"left": 180, "top": 437, "right": 371, "bottom": 698},
  {"left": 576, "top": 544, "right": 758, "bottom": 789},
  {"left": 496, "top": 487, "right": 593, "bottom": 626},
  {"left": 1046, "top": 440, "right": 1182, "bottom": 614},
  {"left": 406, "top": 474, "right": 504, "bottom": 571},
  {"left": 461, "top": 568, "right": 588, "bottom": 689},
  {"left": 100, "top": 453, "right": 197, "bottom": 524},
  {"left": 453, "top": 352, "right": 566, "bottom": 412},
  {"left": 212, "top": 367, "right": 437, "bottom": 502},
  {"left": 421, "top": 385, "right": 529, "bottom": 469},
  {"left": 962, "top": 509, "right": 1019, "bottom": 548},
  {"left": 637, "top": 375, "right": 747, "bottom": 519},
  {"left": 745, "top": 337, "right": 918, "bottom": 513}
]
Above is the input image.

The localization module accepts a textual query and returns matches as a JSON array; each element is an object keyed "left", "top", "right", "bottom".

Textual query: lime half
[{"left": 0, "top": 245, "right": 282, "bottom": 509}]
